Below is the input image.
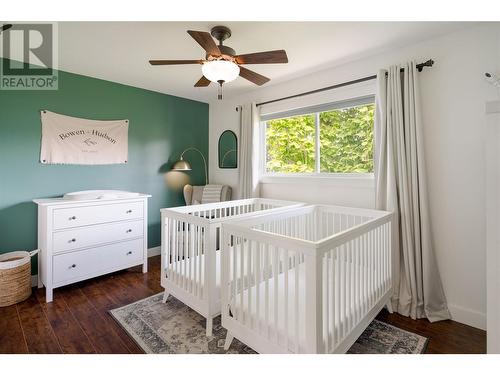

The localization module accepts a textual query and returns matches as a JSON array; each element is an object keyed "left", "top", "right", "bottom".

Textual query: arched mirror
[{"left": 218, "top": 130, "right": 237, "bottom": 169}]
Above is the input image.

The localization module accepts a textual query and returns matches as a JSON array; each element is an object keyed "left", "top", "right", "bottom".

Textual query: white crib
[
  {"left": 220, "top": 205, "right": 393, "bottom": 354},
  {"left": 160, "top": 198, "right": 303, "bottom": 336}
]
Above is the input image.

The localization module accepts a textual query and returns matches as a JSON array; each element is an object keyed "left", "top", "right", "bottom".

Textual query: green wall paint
[{"left": 0, "top": 58, "right": 209, "bottom": 274}]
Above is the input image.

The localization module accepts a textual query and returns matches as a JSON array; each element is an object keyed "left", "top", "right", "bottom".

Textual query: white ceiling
[{"left": 56, "top": 22, "right": 471, "bottom": 103}]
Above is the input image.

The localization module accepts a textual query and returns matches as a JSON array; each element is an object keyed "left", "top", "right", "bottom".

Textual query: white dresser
[{"left": 33, "top": 193, "right": 151, "bottom": 302}]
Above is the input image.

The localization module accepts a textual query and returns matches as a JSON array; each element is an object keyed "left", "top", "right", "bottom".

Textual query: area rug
[{"left": 109, "top": 293, "right": 428, "bottom": 354}]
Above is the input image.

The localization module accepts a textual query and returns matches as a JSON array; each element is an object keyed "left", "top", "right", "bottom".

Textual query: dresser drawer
[
  {"left": 53, "top": 201, "right": 143, "bottom": 229},
  {"left": 53, "top": 238, "right": 143, "bottom": 286},
  {"left": 52, "top": 220, "right": 144, "bottom": 254}
]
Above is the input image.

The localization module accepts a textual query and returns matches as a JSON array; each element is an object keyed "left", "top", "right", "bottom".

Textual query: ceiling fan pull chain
[{"left": 217, "top": 80, "right": 224, "bottom": 100}]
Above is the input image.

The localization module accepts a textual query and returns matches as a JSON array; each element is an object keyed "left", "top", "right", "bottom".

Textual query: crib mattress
[{"left": 228, "top": 260, "right": 381, "bottom": 353}]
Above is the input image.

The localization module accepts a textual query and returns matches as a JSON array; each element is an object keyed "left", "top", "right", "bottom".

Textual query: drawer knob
[
  {"left": 69, "top": 216, "right": 77, "bottom": 220},
  {"left": 126, "top": 210, "right": 133, "bottom": 214},
  {"left": 126, "top": 251, "right": 133, "bottom": 255},
  {"left": 126, "top": 229, "right": 132, "bottom": 233},
  {"left": 69, "top": 264, "right": 76, "bottom": 269},
  {"left": 70, "top": 238, "right": 76, "bottom": 243}
]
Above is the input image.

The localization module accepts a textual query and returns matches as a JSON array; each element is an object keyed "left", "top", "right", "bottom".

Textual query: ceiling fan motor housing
[
  {"left": 207, "top": 45, "right": 236, "bottom": 60},
  {"left": 207, "top": 26, "right": 235, "bottom": 60},
  {"left": 211, "top": 25, "right": 231, "bottom": 43}
]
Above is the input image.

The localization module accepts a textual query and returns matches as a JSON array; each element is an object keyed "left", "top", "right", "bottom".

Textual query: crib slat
[
  {"left": 165, "top": 218, "right": 170, "bottom": 279},
  {"left": 377, "top": 227, "right": 381, "bottom": 299},
  {"left": 174, "top": 220, "right": 178, "bottom": 284},
  {"left": 367, "top": 231, "right": 372, "bottom": 309},
  {"left": 232, "top": 235, "right": 237, "bottom": 318},
  {"left": 380, "top": 225, "right": 383, "bottom": 293},
  {"left": 190, "top": 223, "right": 194, "bottom": 293},
  {"left": 284, "top": 249, "right": 289, "bottom": 350},
  {"left": 385, "top": 223, "right": 389, "bottom": 292},
  {"left": 174, "top": 220, "right": 179, "bottom": 285},
  {"left": 247, "top": 239, "right": 252, "bottom": 329},
  {"left": 353, "top": 239, "right": 358, "bottom": 325},
  {"left": 363, "top": 233, "right": 370, "bottom": 314},
  {"left": 330, "top": 248, "right": 336, "bottom": 352},
  {"left": 265, "top": 243, "right": 270, "bottom": 339},
  {"left": 181, "top": 220, "right": 185, "bottom": 288},
  {"left": 383, "top": 225, "right": 387, "bottom": 293},
  {"left": 356, "top": 237, "right": 361, "bottom": 322},
  {"left": 194, "top": 225, "right": 198, "bottom": 297},
  {"left": 370, "top": 229, "right": 375, "bottom": 308},
  {"left": 347, "top": 241, "right": 352, "bottom": 332},
  {"left": 255, "top": 241, "right": 261, "bottom": 334},
  {"left": 372, "top": 228, "right": 376, "bottom": 300},
  {"left": 273, "top": 245, "right": 279, "bottom": 344},
  {"left": 172, "top": 220, "right": 176, "bottom": 284},
  {"left": 374, "top": 228, "right": 378, "bottom": 300},
  {"left": 323, "top": 252, "right": 329, "bottom": 353},
  {"left": 341, "top": 244, "right": 346, "bottom": 339},
  {"left": 294, "top": 251, "right": 299, "bottom": 353},
  {"left": 239, "top": 237, "right": 244, "bottom": 323},
  {"left": 187, "top": 223, "right": 190, "bottom": 293}
]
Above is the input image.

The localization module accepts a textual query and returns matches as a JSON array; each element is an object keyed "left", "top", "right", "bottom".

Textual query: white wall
[
  {"left": 486, "top": 109, "right": 500, "bottom": 352},
  {"left": 209, "top": 23, "right": 500, "bottom": 329},
  {"left": 486, "top": 26, "right": 500, "bottom": 353}
]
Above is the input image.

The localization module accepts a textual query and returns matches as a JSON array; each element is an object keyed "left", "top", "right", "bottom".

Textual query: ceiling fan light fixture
[{"left": 202, "top": 60, "right": 240, "bottom": 83}]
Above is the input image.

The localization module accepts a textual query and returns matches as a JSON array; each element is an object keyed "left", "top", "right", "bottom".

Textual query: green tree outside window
[{"left": 265, "top": 104, "right": 374, "bottom": 174}]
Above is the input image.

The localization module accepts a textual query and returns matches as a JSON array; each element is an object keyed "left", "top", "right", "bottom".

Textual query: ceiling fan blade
[
  {"left": 239, "top": 66, "right": 270, "bottom": 86},
  {"left": 187, "top": 30, "right": 221, "bottom": 56},
  {"left": 235, "top": 50, "right": 288, "bottom": 65},
  {"left": 194, "top": 76, "right": 211, "bottom": 87},
  {"left": 149, "top": 59, "right": 203, "bottom": 65}
]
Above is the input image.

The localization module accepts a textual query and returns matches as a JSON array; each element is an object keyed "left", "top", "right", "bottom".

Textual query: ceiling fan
[{"left": 149, "top": 25, "right": 288, "bottom": 99}]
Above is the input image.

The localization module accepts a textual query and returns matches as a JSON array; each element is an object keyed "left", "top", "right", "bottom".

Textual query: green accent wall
[{"left": 0, "top": 58, "right": 209, "bottom": 274}]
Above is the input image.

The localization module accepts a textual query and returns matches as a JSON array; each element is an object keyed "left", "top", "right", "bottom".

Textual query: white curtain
[
  {"left": 374, "top": 62, "right": 451, "bottom": 322},
  {"left": 238, "top": 103, "right": 261, "bottom": 198}
]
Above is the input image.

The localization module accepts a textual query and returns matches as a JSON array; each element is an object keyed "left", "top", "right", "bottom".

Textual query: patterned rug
[{"left": 109, "top": 293, "right": 428, "bottom": 354}]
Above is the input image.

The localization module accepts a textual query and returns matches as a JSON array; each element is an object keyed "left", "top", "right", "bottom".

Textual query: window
[{"left": 262, "top": 97, "right": 375, "bottom": 175}]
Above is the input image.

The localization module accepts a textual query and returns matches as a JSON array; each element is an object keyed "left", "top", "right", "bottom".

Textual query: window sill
[{"left": 260, "top": 173, "right": 375, "bottom": 189}]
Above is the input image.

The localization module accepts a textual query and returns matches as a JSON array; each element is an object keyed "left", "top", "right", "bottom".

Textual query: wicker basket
[{"left": 0, "top": 250, "right": 38, "bottom": 307}]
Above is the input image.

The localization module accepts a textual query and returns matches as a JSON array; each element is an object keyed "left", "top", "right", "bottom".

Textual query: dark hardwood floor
[{"left": 0, "top": 256, "right": 486, "bottom": 354}]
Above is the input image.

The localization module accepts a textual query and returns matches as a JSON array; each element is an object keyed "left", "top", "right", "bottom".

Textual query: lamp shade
[
  {"left": 172, "top": 159, "right": 192, "bottom": 171},
  {"left": 202, "top": 60, "right": 240, "bottom": 83}
]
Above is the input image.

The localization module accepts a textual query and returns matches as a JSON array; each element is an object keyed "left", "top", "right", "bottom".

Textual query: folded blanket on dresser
[{"left": 201, "top": 184, "right": 223, "bottom": 204}]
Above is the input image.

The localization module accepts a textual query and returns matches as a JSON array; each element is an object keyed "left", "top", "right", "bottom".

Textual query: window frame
[{"left": 259, "top": 95, "right": 376, "bottom": 182}]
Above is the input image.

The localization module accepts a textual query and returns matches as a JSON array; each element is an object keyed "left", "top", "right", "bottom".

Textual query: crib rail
[
  {"left": 160, "top": 198, "right": 303, "bottom": 319},
  {"left": 318, "top": 218, "right": 392, "bottom": 353},
  {"left": 163, "top": 198, "right": 301, "bottom": 224},
  {"left": 222, "top": 234, "right": 308, "bottom": 352},
  {"left": 221, "top": 205, "right": 393, "bottom": 353},
  {"left": 162, "top": 216, "right": 210, "bottom": 300}
]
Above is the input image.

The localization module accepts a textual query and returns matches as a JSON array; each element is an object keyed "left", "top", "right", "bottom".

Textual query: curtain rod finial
[{"left": 417, "top": 59, "right": 434, "bottom": 72}]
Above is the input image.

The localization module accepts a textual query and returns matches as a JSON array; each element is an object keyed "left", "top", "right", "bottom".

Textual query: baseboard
[
  {"left": 148, "top": 246, "right": 161, "bottom": 257},
  {"left": 448, "top": 303, "right": 486, "bottom": 330},
  {"left": 31, "top": 247, "right": 162, "bottom": 287}
]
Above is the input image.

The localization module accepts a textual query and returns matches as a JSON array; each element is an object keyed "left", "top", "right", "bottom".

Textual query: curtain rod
[{"left": 251, "top": 59, "right": 434, "bottom": 108}]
